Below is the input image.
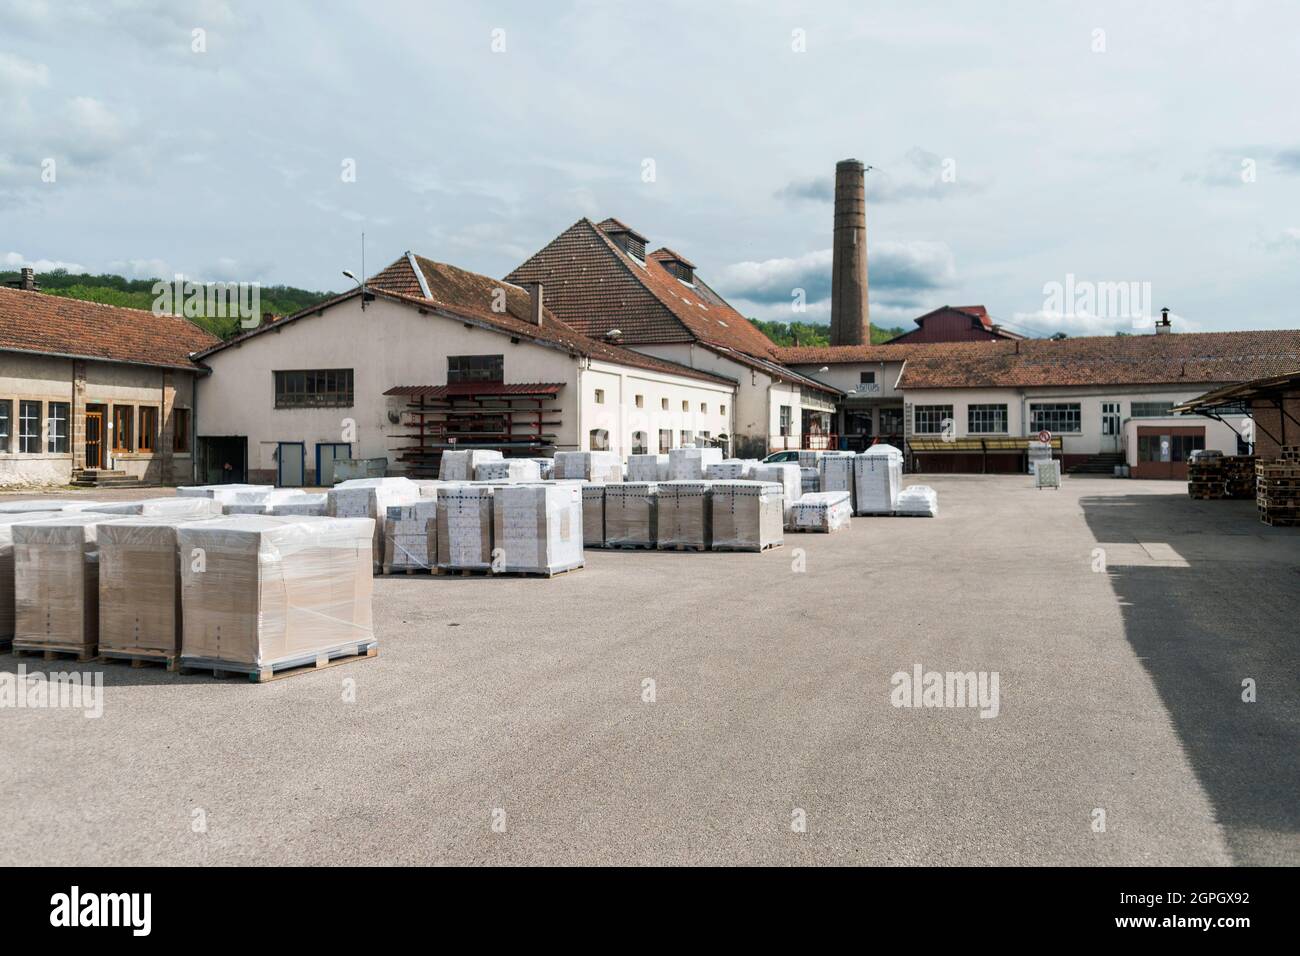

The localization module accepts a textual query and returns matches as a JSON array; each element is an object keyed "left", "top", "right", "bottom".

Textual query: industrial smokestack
[{"left": 830, "top": 158, "right": 870, "bottom": 347}]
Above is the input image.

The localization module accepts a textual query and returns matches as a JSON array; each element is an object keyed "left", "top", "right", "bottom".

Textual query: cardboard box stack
[
  {"left": 475, "top": 459, "right": 542, "bottom": 482},
  {"left": 0, "top": 499, "right": 73, "bottom": 513},
  {"left": 1027, "top": 441, "right": 1053, "bottom": 476},
  {"left": 382, "top": 499, "right": 439, "bottom": 572},
  {"left": 438, "top": 449, "right": 503, "bottom": 481},
  {"left": 581, "top": 483, "right": 607, "bottom": 547},
  {"left": 434, "top": 484, "right": 495, "bottom": 570},
  {"left": 706, "top": 459, "right": 748, "bottom": 480},
  {"left": 269, "top": 493, "right": 329, "bottom": 516},
  {"left": 853, "top": 445, "right": 903, "bottom": 515},
  {"left": 177, "top": 515, "right": 375, "bottom": 675},
  {"left": 12, "top": 513, "right": 108, "bottom": 657},
  {"left": 176, "top": 484, "right": 273, "bottom": 504},
  {"left": 710, "top": 481, "right": 784, "bottom": 552},
  {"left": 604, "top": 482, "right": 658, "bottom": 548},
  {"left": 1257, "top": 445, "right": 1300, "bottom": 527},
  {"left": 627, "top": 454, "right": 669, "bottom": 481},
  {"left": 86, "top": 497, "right": 223, "bottom": 518},
  {"left": 668, "top": 447, "right": 723, "bottom": 480},
  {"left": 327, "top": 477, "right": 420, "bottom": 572},
  {"left": 797, "top": 450, "right": 824, "bottom": 469},
  {"left": 530, "top": 458, "right": 556, "bottom": 479},
  {"left": 800, "top": 467, "right": 820, "bottom": 496},
  {"left": 220, "top": 489, "right": 306, "bottom": 515},
  {"left": 0, "top": 512, "right": 60, "bottom": 642},
  {"left": 896, "top": 485, "right": 939, "bottom": 517},
  {"left": 492, "top": 484, "right": 584, "bottom": 575},
  {"left": 554, "top": 451, "right": 623, "bottom": 482},
  {"left": 819, "top": 453, "right": 856, "bottom": 510},
  {"left": 657, "top": 480, "right": 712, "bottom": 550},
  {"left": 751, "top": 463, "right": 801, "bottom": 525},
  {"left": 790, "top": 491, "right": 852, "bottom": 532}
]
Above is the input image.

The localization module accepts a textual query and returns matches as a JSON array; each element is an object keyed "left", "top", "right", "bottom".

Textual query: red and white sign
[{"left": 1038, "top": 430, "right": 1052, "bottom": 443}]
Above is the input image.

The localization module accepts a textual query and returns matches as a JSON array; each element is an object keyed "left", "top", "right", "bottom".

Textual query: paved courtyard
[{"left": 1, "top": 475, "right": 1296, "bottom": 865}]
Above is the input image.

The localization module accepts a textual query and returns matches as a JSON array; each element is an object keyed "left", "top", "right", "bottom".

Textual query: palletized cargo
[
  {"left": 800, "top": 467, "right": 820, "bottom": 496},
  {"left": 434, "top": 485, "right": 495, "bottom": 570},
  {"left": 0, "top": 499, "right": 73, "bottom": 514},
  {"left": 12, "top": 513, "right": 109, "bottom": 658},
  {"left": 327, "top": 477, "right": 421, "bottom": 573},
  {"left": 668, "top": 447, "right": 722, "bottom": 480},
  {"left": 789, "top": 491, "right": 852, "bottom": 532},
  {"left": 627, "top": 454, "right": 669, "bottom": 482},
  {"left": 474, "top": 459, "right": 542, "bottom": 482},
  {"left": 86, "top": 497, "right": 224, "bottom": 518},
  {"left": 175, "top": 484, "right": 273, "bottom": 503},
  {"left": 177, "top": 516, "right": 376, "bottom": 678},
  {"left": 896, "top": 485, "right": 939, "bottom": 517},
  {"left": 438, "top": 449, "right": 503, "bottom": 481},
  {"left": 0, "top": 512, "right": 61, "bottom": 642},
  {"left": 492, "top": 484, "right": 584, "bottom": 576},
  {"left": 604, "top": 482, "right": 658, "bottom": 548},
  {"left": 553, "top": 451, "right": 623, "bottom": 482},
  {"left": 657, "top": 480, "right": 712, "bottom": 550},
  {"left": 269, "top": 493, "right": 328, "bottom": 516},
  {"left": 819, "top": 454, "right": 856, "bottom": 510},
  {"left": 853, "top": 444, "right": 903, "bottom": 515},
  {"left": 581, "top": 483, "right": 607, "bottom": 547},
  {"left": 710, "top": 481, "right": 783, "bottom": 552},
  {"left": 751, "top": 463, "right": 801, "bottom": 526},
  {"left": 705, "top": 459, "right": 748, "bottom": 480},
  {"left": 530, "top": 458, "right": 556, "bottom": 480},
  {"left": 383, "top": 499, "right": 439, "bottom": 572}
]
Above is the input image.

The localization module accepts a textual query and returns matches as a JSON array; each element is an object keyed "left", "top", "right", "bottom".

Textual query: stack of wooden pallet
[
  {"left": 1256, "top": 446, "right": 1300, "bottom": 527},
  {"left": 1223, "top": 456, "right": 1258, "bottom": 499},
  {"left": 1188, "top": 454, "right": 1256, "bottom": 500}
]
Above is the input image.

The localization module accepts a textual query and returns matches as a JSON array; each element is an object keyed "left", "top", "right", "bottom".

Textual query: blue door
[{"left": 315, "top": 442, "right": 352, "bottom": 486}]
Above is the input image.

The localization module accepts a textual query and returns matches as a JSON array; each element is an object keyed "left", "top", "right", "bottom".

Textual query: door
[
  {"left": 1135, "top": 426, "right": 1204, "bottom": 479},
  {"left": 277, "top": 442, "right": 305, "bottom": 487},
  {"left": 315, "top": 442, "right": 351, "bottom": 486},
  {"left": 1100, "top": 402, "right": 1121, "bottom": 453},
  {"left": 84, "top": 410, "right": 105, "bottom": 469}
]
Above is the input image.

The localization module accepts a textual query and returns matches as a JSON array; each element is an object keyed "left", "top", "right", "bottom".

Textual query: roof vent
[
  {"left": 655, "top": 248, "right": 696, "bottom": 285},
  {"left": 1156, "top": 307, "right": 1172, "bottom": 335},
  {"left": 597, "top": 218, "right": 647, "bottom": 262}
]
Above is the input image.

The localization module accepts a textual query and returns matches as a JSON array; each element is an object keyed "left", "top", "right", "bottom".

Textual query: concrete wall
[{"left": 0, "top": 351, "right": 195, "bottom": 488}]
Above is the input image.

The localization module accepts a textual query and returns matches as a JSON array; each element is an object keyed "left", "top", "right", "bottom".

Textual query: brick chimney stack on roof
[
  {"left": 528, "top": 283, "right": 544, "bottom": 327},
  {"left": 830, "top": 158, "right": 870, "bottom": 347}
]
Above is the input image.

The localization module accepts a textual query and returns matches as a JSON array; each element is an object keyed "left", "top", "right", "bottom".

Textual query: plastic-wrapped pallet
[
  {"left": 739, "top": 459, "right": 763, "bottom": 478},
  {"left": 327, "top": 477, "right": 421, "bottom": 572},
  {"left": 175, "top": 483, "right": 273, "bottom": 502},
  {"left": 705, "top": 459, "right": 748, "bottom": 480},
  {"left": 710, "top": 481, "right": 784, "bottom": 552},
  {"left": 657, "top": 480, "right": 712, "bottom": 550},
  {"left": 581, "top": 483, "right": 606, "bottom": 547},
  {"left": 221, "top": 488, "right": 306, "bottom": 515},
  {"left": 797, "top": 450, "right": 824, "bottom": 469},
  {"left": 790, "top": 491, "right": 852, "bottom": 533},
  {"left": 627, "top": 454, "right": 669, "bottom": 482},
  {"left": 383, "top": 499, "right": 439, "bottom": 572},
  {"left": 819, "top": 454, "right": 856, "bottom": 511},
  {"left": 98, "top": 515, "right": 224, "bottom": 662},
  {"left": 87, "top": 496, "right": 224, "bottom": 518},
  {"left": 434, "top": 484, "right": 494, "bottom": 570},
  {"left": 1027, "top": 441, "right": 1053, "bottom": 476},
  {"left": 553, "top": 451, "right": 623, "bottom": 482},
  {"left": 751, "top": 463, "right": 800, "bottom": 525},
  {"left": 800, "top": 467, "right": 820, "bottom": 496},
  {"left": 438, "top": 449, "right": 503, "bottom": 481},
  {"left": 475, "top": 458, "right": 542, "bottom": 483},
  {"left": 529, "top": 458, "right": 556, "bottom": 480},
  {"left": 1034, "top": 460, "right": 1062, "bottom": 490},
  {"left": 12, "top": 513, "right": 109, "bottom": 656},
  {"left": 668, "top": 447, "right": 723, "bottom": 480},
  {"left": 853, "top": 444, "right": 903, "bottom": 515},
  {"left": 896, "top": 485, "right": 939, "bottom": 517},
  {"left": 269, "top": 493, "right": 328, "bottom": 516},
  {"left": 492, "top": 484, "right": 584, "bottom": 575},
  {"left": 178, "top": 516, "right": 376, "bottom": 676},
  {"left": 0, "top": 512, "right": 61, "bottom": 640},
  {"left": 604, "top": 482, "right": 658, "bottom": 548},
  {"left": 0, "top": 499, "right": 72, "bottom": 514}
]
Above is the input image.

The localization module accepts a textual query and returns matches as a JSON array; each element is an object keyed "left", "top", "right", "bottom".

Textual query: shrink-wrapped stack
[
  {"left": 0, "top": 512, "right": 60, "bottom": 641},
  {"left": 604, "top": 482, "right": 658, "bottom": 548},
  {"left": 751, "top": 463, "right": 801, "bottom": 525},
  {"left": 177, "top": 516, "right": 376, "bottom": 674},
  {"left": 896, "top": 485, "right": 939, "bottom": 517},
  {"left": 98, "top": 515, "right": 223, "bottom": 660},
  {"left": 475, "top": 458, "right": 542, "bottom": 483},
  {"left": 327, "top": 477, "right": 421, "bottom": 572},
  {"left": 1027, "top": 441, "right": 1053, "bottom": 476},
  {"left": 438, "top": 449, "right": 503, "bottom": 481},
  {"left": 434, "top": 484, "right": 495, "bottom": 570},
  {"left": 581, "top": 483, "right": 606, "bottom": 547},
  {"left": 176, "top": 483, "right": 272, "bottom": 503},
  {"left": 269, "top": 493, "right": 328, "bottom": 516},
  {"left": 657, "top": 480, "right": 712, "bottom": 550},
  {"left": 790, "top": 491, "right": 852, "bottom": 533},
  {"left": 800, "top": 467, "right": 820, "bottom": 496},
  {"left": 1034, "top": 460, "right": 1062, "bottom": 490},
  {"left": 0, "top": 499, "right": 72, "bottom": 514},
  {"left": 668, "top": 447, "right": 723, "bottom": 480},
  {"left": 530, "top": 458, "right": 556, "bottom": 480},
  {"left": 492, "top": 484, "right": 584, "bottom": 575},
  {"left": 627, "top": 454, "right": 669, "bottom": 482},
  {"left": 554, "top": 451, "right": 623, "bottom": 482},
  {"left": 12, "top": 513, "right": 109, "bottom": 656},
  {"left": 412, "top": 480, "right": 444, "bottom": 498},
  {"left": 797, "top": 450, "right": 824, "bottom": 469},
  {"left": 705, "top": 459, "right": 748, "bottom": 480},
  {"left": 220, "top": 489, "right": 307, "bottom": 516},
  {"left": 853, "top": 444, "right": 903, "bottom": 515},
  {"left": 85, "top": 496, "right": 224, "bottom": 518},
  {"left": 383, "top": 499, "right": 439, "bottom": 572},
  {"left": 819, "top": 454, "right": 856, "bottom": 510},
  {"left": 710, "top": 481, "right": 784, "bottom": 552}
]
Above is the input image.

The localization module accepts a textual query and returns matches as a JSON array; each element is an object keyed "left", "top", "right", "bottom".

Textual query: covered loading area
[
  {"left": 908, "top": 435, "right": 1063, "bottom": 473},
  {"left": 1172, "top": 369, "right": 1300, "bottom": 460}
]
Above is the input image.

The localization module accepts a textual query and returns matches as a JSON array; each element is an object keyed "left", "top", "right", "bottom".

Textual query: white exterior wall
[
  {"left": 581, "top": 360, "right": 734, "bottom": 455},
  {"left": 1123, "top": 415, "right": 1250, "bottom": 468}
]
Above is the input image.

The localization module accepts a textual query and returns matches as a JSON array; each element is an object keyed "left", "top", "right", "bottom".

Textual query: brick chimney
[
  {"left": 5, "top": 266, "right": 40, "bottom": 291},
  {"left": 830, "top": 159, "right": 870, "bottom": 346},
  {"left": 528, "top": 283, "right": 544, "bottom": 327}
]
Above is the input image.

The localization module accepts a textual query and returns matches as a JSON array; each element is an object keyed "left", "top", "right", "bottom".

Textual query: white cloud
[
  {"left": 109, "top": 257, "right": 169, "bottom": 278},
  {"left": 4, "top": 250, "right": 87, "bottom": 272},
  {"left": 0, "top": 52, "right": 50, "bottom": 94}
]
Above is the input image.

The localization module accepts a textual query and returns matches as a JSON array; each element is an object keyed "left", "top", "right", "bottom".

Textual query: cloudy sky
[{"left": 2, "top": 0, "right": 1298, "bottom": 336}]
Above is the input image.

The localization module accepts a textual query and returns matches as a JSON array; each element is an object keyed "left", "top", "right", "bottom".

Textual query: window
[
  {"left": 138, "top": 406, "right": 158, "bottom": 452},
  {"left": 700, "top": 402, "right": 707, "bottom": 413},
  {"left": 589, "top": 428, "right": 609, "bottom": 451},
  {"left": 967, "top": 404, "right": 1007, "bottom": 434},
  {"left": 19, "top": 401, "right": 41, "bottom": 453},
  {"left": 661, "top": 398, "right": 669, "bottom": 411},
  {"left": 1138, "top": 433, "right": 1205, "bottom": 462},
  {"left": 635, "top": 394, "right": 644, "bottom": 408},
  {"left": 681, "top": 400, "right": 689, "bottom": 412},
  {"left": 632, "top": 431, "right": 648, "bottom": 455},
  {"left": 173, "top": 408, "right": 191, "bottom": 453},
  {"left": 0, "top": 400, "right": 11, "bottom": 452},
  {"left": 860, "top": 371, "right": 876, "bottom": 385},
  {"left": 779, "top": 405, "right": 792, "bottom": 437},
  {"left": 112, "top": 404, "right": 134, "bottom": 452},
  {"left": 274, "top": 369, "right": 354, "bottom": 408},
  {"left": 913, "top": 404, "right": 952, "bottom": 435},
  {"left": 594, "top": 389, "right": 606, "bottom": 404},
  {"left": 47, "top": 402, "right": 70, "bottom": 453},
  {"left": 1131, "top": 401, "right": 1175, "bottom": 418},
  {"left": 1029, "top": 403, "right": 1082, "bottom": 434},
  {"left": 720, "top": 405, "right": 726, "bottom": 416},
  {"left": 680, "top": 430, "right": 693, "bottom": 445},
  {"left": 446, "top": 355, "right": 503, "bottom": 384},
  {"left": 659, "top": 429, "right": 672, "bottom": 453}
]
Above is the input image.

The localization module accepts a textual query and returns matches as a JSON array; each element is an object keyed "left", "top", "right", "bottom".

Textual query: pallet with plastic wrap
[
  {"left": 12, "top": 513, "right": 109, "bottom": 656},
  {"left": 383, "top": 499, "right": 439, "bottom": 572},
  {"left": 657, "top": 480, "right": 712, "bottom": 550},
  {"left": 789, "top": 491, "right": 852, "bottom": 532},
  {"left": 0, "top": 511, "right": 61, "bottom": 641},
  {"left": 434, "top": 485, "right": 495, "bottom": 570},
  {"left": 604, "top": 482, "right": 658, "bottom": 548},
  {"left": 492, "top": 484, "right": 584, "bottom": 575},
  {"left": 853, "top": 445, "right": 903, "bottom": 515},
  {"left": 710, "top": 481, "right": 783, "bottom": 552}
]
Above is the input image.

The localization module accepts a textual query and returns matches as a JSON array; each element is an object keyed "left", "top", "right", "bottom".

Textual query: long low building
[{"left": 193, "top": 253, "right": 737, "bottom": 484}]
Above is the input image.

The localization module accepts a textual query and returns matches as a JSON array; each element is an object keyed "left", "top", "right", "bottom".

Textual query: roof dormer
[
  {"left": 652, "top": 248, "right": 696, "bottom": 285},
  {"left": 597, "top": 218, "right": 648, "bottom": 262}
]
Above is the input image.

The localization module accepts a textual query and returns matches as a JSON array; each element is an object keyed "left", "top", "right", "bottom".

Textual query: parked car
[{"left": 762, "top": 450, "right": 801, "bottom": 463}]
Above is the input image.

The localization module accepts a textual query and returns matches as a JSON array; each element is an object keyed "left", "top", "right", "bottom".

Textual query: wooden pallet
[
  {"left": 180, "top": 642, "right": 378, "bottom": 683},
  {"left": 604, "top": 542, "right": 656, "bottom": 551},
  {"left": 381, "top": 565, "right": 435, "bottom": 576},
  {"left": 657, "top": 543, "right": 710, "bottom": 552},
  {"left": 712, "top": 541, "right": 784, "bottom": 553},
  {"left": 434, "top": 565, "right": 493, "bottom": 576},
  {"left": 495, "top": 564, "right": 584, "bottom": 579},
  {"left": 97, "top": 649, "right": 181, "bottom": 671},
  {"left": 11, "top": 643, "right": 96, "bottom": 663}
]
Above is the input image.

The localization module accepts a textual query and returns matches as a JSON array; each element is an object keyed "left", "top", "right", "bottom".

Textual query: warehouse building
[
  {"left": 194, "top": 253, "right": 736, "bottom": 484},
  {"left": 0, "top": 269, "right": 216, "bottom": 488}
]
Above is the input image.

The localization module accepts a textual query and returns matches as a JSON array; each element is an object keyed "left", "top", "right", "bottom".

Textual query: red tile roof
[
  {"left": 774, "top": 342, "right": 936, "bottom": 365},
  {"left": 0, "top": 286, "right": 219, "bottom": 369}
]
